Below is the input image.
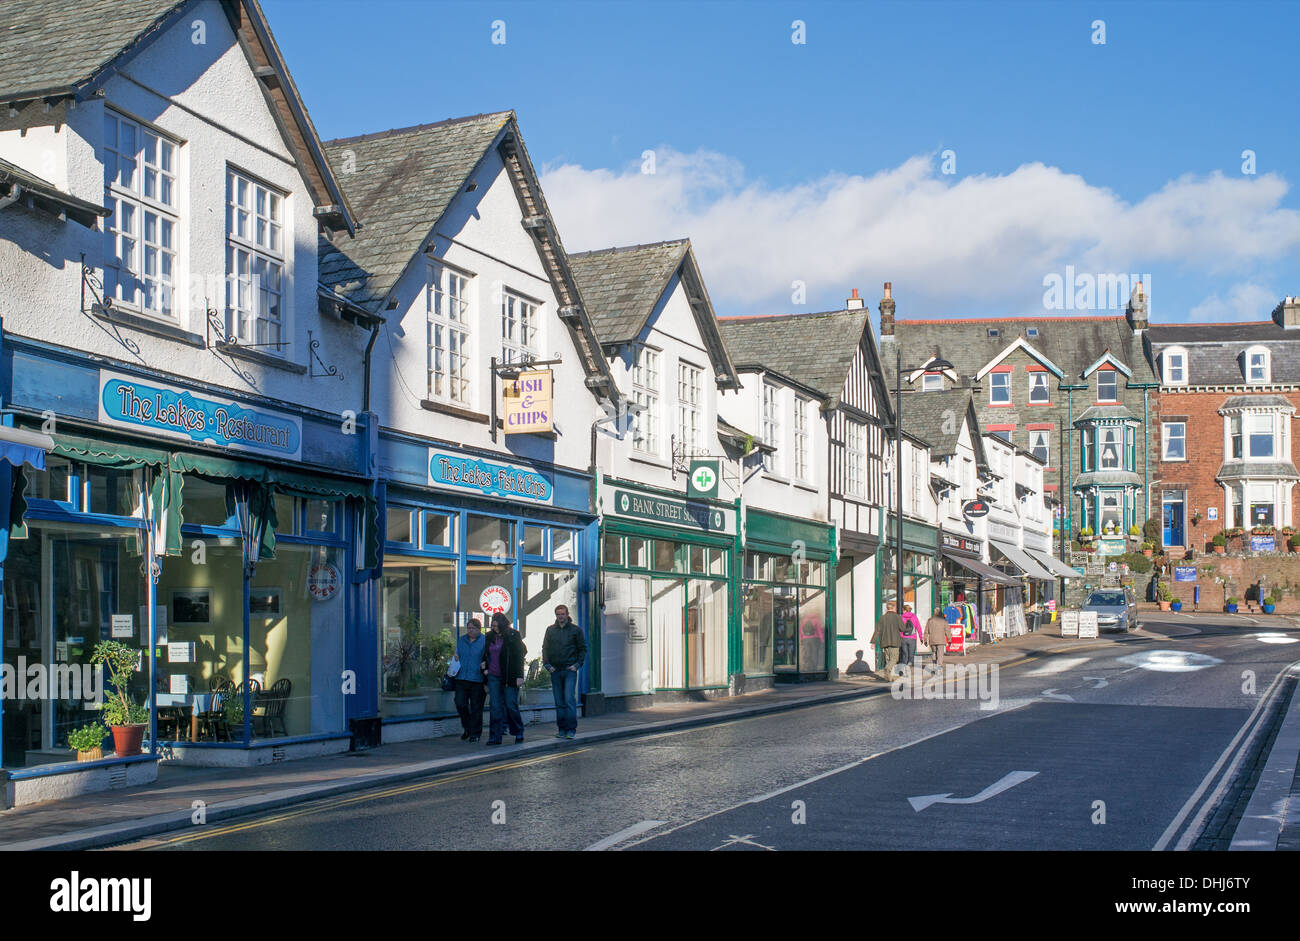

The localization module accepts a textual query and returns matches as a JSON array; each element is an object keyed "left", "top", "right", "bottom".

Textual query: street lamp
[{"left": 893, "top": 347, "right": 954, "bottom": 620}]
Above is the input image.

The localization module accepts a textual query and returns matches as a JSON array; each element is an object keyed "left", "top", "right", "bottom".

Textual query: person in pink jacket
[{"left": 898, "top": 603, "right": 922, "bottom": 672}]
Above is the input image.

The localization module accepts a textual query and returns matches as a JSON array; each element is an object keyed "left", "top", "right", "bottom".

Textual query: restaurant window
[
  {"left": 104, "top": 110, "right": 178, "bottom": 317},
  {"left": 523, "top": 525, "right": 545, "bottom": 558},
  {"left": 466, "top": 514, "right": 513, "bottom": 557},
  {"left": 386, "top": 507, "right": 414, "bottom": 545},
  {"left": 521, "top": 567, "right": 579, "bottom": 647},
  {"left": 423, "top": 511, "right": 454, "bottom": 550},
  {"left": 381, "top": 555, "right": 457, "bottom": 705}
]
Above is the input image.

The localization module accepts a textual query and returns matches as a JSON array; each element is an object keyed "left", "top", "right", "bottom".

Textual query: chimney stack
[
  {"left": 1273, "top": 296, "right": 1300, "bottom": 329},
  {"left": 845, "top": 288, "right": 865, "bottom": 310},
  {"left": 1125, "top": 279, "right": 1148, "bottom": 333},
  {"left": 879, "top": 282, "right": 896, "bottom": 338}
]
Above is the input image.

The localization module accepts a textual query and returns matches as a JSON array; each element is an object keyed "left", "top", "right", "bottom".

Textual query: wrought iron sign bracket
[
  {"left": 80, "top": 254, "right": 141, "bottom": 356},
  {"left": 308, "top": 330, "right": 342, "bottom": 380}
]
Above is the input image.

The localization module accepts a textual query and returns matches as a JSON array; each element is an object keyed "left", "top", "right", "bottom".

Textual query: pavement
[{"left": 0, "top": 614, "right": 1280, "bottom": 851}]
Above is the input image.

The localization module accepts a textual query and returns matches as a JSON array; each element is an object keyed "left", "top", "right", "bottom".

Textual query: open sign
[{"left": 480, "top": 585, "right": 512, "bottom": 615}]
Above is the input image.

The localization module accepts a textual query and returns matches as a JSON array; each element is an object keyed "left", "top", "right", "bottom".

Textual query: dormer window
[
  {"left": 1097, "top": 369, "right": 1118, "bottom": 402},
  {"left": 922, "top": 372, "right": 944, "bottom": 392},
  {"left": 1163, "top": 348, "right": 1187, "bottom": 385},
  {"left": 1245, "top": 346, "right": 1270, "bottom": 384}
]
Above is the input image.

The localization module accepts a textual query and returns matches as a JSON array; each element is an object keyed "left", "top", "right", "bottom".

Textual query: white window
[
  {"left": 500, "top": 291, "right": 537, "bottom": 364},
  {"left": 1029, "top": 429, "right": 1050, "bottom": 465},
  {"left": 631, "top": 346, "right": 660, "bottom": 454},
  {"left": 761, "top": 381, "right": 780, "bottom": 472},
  {"left": 990, "top": 372, "right": 1010, "bottom": 404},
  {"left": 845, "top": 420, "right": 865, "bottom": 497},
  {"left": 1099, "top": 426, "right": 1121, "bottom": 469},
  {"left": 1029, "top": 372, "right": 1050, "bottom": 403},
  {"left": 1164, "top": 349, "right": 1187, "bottom": 385},
  {"left": 793, "top": 396, "right": 811, "bottom": 481},
  {"left": 676, "top": 362, "right": 703, "bottom": 456},
  {"left": 922, "top": 373, "right": 944, "bottom": 392},
  {"left": 427, "top": 264, "right": 471, "bottom": 404},
  {"left": 104, "top": 111, "right": 178, "bottom": 316},
  {"left": 910, "top": 447, "right": 924, "bottom": 515},
  {"left": 1162, "top": 422, "right": 1186, "bottom": 460},
  {"left": 226, "top": 169, "right": 285, "bottom": 348},
  {"left": 1097, "top": 369, "right": 1118, "bottom": 402},
  {"left": 1248, "top": 413, "right": 1275, "bottom": 458},
  {"left": 1245, "top": 347, "right": 1270, "bottom": 384}
]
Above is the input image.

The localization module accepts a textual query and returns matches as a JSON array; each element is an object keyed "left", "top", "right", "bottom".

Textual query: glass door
[{"left": 1162, "top": 493, "right": 1185, "bottom": 547}]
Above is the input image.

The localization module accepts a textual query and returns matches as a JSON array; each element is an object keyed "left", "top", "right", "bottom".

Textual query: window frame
[
  {"left": 990, "top": 371, "right": 1011, "bottom": 405},
  {"left": 921, "top": 373, "right": 944, "bottom": 392},
  {"left": 761, "top": 380, "right": 781, "bottom": 473},
  {"left": 1162, "top": 421, "right": 1186, "bottom": 461},
  {"left": 1029, "top": 372, "right": 1050, "bottom": 404},
  {"left": 225, "top": 166, "right": 287, "bottom": 351},
  {"left": 1245, "top": 346, "right": 1270, "bottom": 384},
  {"left": 676, "top": 361, "right": 704, "bottom": 457},
  {"left": 793, "top": 395, "right": 811, "bottom": 482},
  {"left": 1029, "top": 429, "right": 1050, "bottom": 465},
  {"left": 1097, "top": 369, "right": 1118, "bottom": 403},
  {"left": 845, "top": 419, "right": 865, "bottom": 498},
  {"left": 427, "top": 261, "right": 473, "bottom": 406},
  {"left": 1163, "top": 348, "right": 1188, "bottom": 386},
  {"left": 631, "top": 345, "right": 661, "bottom": 455},
  {"left": 500, "top": 289, "right": 539, "bottom": 365}
]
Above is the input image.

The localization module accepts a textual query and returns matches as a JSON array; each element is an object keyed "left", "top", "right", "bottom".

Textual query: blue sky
[{"left": 267, "top": 0, "right": 1300, "bottom": 325}]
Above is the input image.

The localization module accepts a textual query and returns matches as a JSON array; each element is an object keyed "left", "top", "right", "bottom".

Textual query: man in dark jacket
[
  {"left": 483, "top": 612, "right": 527, "bottom": 745},
  {"left": 543, "top": 605, "right": 586, "bottom": 740},
  {"left": 871, "top": 601, "right": 904, "bottom": 678}
]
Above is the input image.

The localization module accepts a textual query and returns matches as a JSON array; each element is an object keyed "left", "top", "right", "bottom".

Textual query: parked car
[{"left": 1083, "top": 588, "right": 1138, "bottom": 633}]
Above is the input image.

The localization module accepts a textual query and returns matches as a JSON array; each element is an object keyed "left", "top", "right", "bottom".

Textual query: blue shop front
[
  {"left": 0, "top": 332, "right": 378, "bottom": 802},
  {"left": 375, "top": 432, "right": 596, "bottom": 736}
]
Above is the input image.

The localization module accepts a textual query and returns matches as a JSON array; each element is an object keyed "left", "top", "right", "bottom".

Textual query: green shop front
[
  {"left": 1, "top": 344, "right": 376, "bottom": 800},
  {"left": 879, "top": 514, "right": 939, "bottom": 624},
  {"left": 597, "top": 479, "right": 737, "bottom": 702},
  {"left": 741, "top": 509, "right": 835, "bottom": 683}
]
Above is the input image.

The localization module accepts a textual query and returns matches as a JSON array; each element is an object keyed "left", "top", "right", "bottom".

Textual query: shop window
[
  {"left": 626, "top": 536, "right": 647, "bottom": 568},
  {"left": 552, "top": 529, "right": 575, "bottom": 563},
  {"left": 601, "top": 572, "right": 651, "bottom": 696},
  {"left": 304, "top": 499, "right": 338, "bottom": 535},
  {"left": 423, "top": 511, "right": 454, "bottom": 549},
  {"left": 25, "top": 454, "right": 74, "bottom": 504},
  {"left": 463, "top": 563, "right": 513, "bottom": 631},
  {"left": 690, "top": 545, "right": 706, "bottom": 573},
  {"left": 652, "top": 540, "right": 676, "bottom": 572},
  {"left": 273, "top": 493, "right": 297, "bottom": 535},
  {"left": 770, "top": 553, "right": 792, "bottom": 583},
  {"left": 523, "top": 525, "right": 545, "bottom": 558},
  {"left": 799, "top": 588, "right": 827, "bottom": 675},
  {"left": 183, "top": 476, "right": 237, "bottom": 528},
  {"left": 380, "top": 556, "right": 458, "bottom": 703},
  {"left": 386, "top": 507, "right": 414, "bottom": 545},
  {"left": 521, "top": 567, "right": 579, "bottom": 649},
  {"left": 742, "top": 583, "right": 774, "bottom": 675},
  {"left": 85, "top": 466, "right": 141, "bottom": 517},
  {"left": 772, "top": 586, "right": 799, "bottom": 671},
  {"left": 603, "top": 533, "right": 622, "bottom": 566},
  {"left": 687, "top": 578, "right": 729, "bottom": 687},
  {"left": 708, "top": 548, "right": 727, "bottom": 577},
  {"left": 466, "top": 514, "right": 513, "bottom": 557}
]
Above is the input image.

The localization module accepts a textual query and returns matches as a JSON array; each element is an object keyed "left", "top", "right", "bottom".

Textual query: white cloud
[
  {"left": 541, "top": 148, "right": 1300, "bottom": 316},
  {"left": 1186, "top": 282, "right": 1279, "bottom": 323}
]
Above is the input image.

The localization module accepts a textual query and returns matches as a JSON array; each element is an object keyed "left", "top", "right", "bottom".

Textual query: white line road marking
[
  {"left": 1022, "top": 657, "right": 1091, "bottom": 676},
  {"left": 909, "top": 770, "right": 1040, "bottom": 812},
  {"left": 1040, "top": 688, "right": 1075, "bottom": 701},
  {"left": 1153, "top": 659, "right": 1300, "bottom": 851},
  {"left": 711, "top": 834, "right": 776, "bottom": 851},
  {"left": 584, "top": 820, "right": 666, "bottom": 851}
]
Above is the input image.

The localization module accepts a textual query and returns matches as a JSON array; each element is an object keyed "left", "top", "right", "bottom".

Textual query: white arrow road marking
[
  {"left": 712, "top": 834, "right": 776, "bottom": 851},
  {"left": 909, "top": 770, "right": 1040, "bottom": 812},
  {"left": 1022, "top": 657, "right": 1091, "bottom": 676},
  {"left": 1040, "top": 688, "right": 1075, "bottom": 701},
  {"left": 1080, "top": 676, "right": 1109, "bottom": 689},
  {"left": 584, "top": 820, "right": 666, "bottom": 851}
]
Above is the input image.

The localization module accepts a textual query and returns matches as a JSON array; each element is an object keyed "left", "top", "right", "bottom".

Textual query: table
[{"left": 156, "top": 692, "right": 215, "bottom": 741}]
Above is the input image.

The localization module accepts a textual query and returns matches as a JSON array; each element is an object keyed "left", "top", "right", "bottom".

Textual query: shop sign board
[
  {"left": 1060, "top": 610, "right": 1079, "bottom": 637},
  {"left": 99, "top": 370, "right": 302, "bottom": 460},
  {"left": 1174, "top": 566, "right": 1197, "bottom": 582},
  {"left": 687, "top": 460, "right": 721, "bottom": 499},
  {"left": 942, "top": 533, "right": 982, "bottom": 555},
  {"left": 962, "top": 499, "right": 990, "bottom": 520},
  {"left": 480, "top": 586, "right": 512, "bottom": 615},
  {"left": 1078, "top": 611, "right": 1099, "bottom": 639},
  {"left": 607, "top": 487, "right": 733, "bottom": 534},
  {"left": 307, "top": 562, "right": 341, "bottom": 601},
  {"left": 429, "top": 449, "right": 553, "bottom": 504},
  {"left": 503, "top": 370, "right": 553, "bottom": 435},
  {"left": 1251, "top": 535, "right": 1276, "bottom": 552}
]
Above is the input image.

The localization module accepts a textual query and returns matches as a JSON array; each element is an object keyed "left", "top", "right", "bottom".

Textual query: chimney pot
[
  {"left": 845, "top": 287, "right": 865, "bottom": 310},
  {"left": 879, "top": 282, "right": 897, "bottom": 337}
]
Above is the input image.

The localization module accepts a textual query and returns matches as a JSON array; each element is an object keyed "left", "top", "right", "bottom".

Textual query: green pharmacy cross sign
[{"left": 687, "top": 459, "right": 720, "bottom": 499}]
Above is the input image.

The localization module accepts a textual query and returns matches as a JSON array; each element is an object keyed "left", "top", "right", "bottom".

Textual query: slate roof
[
  {"left": 569, "top": 241, "right": 689, "bottom": 342},
  {"left": 0, "top": 0, "right": 186, "bottom": 98},
  {"left": 1074, "top": 471, "right": 1143, "bottom": 487},
  {"left": 1216, "top": 461, "right": 1300, "bottom": 480},
  {"left": 0, "top": 156, "right": 109, "bottom": 228},
  {"left": 885, "top": 316, "right": 1158, "bottom": 387},
  {"left": 896, "top": 388, "right": 975, "bottom": 457},
  {"left": 1147, "top": 321, "right": 1300, "bottom": 385},
  {"left": 1074, "top": 405, "right": 1136, "bottom": 423},
  {"left": 319, "top": 112, "right": 512, "bottom": 313},
  {"left": 1221, "top": 395, "right": 1295, "bottom": 411},
  {"left": 718, "top": 309, "right": 871, "bottom": 402}
]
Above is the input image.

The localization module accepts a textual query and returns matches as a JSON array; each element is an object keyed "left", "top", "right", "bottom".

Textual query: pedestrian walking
[
  {"left": 925, "top": 609, "right": 950, "bottom": 672},
  {"left": 871, "top": 601, "right": 904, "bottom": 677},
  {"left": 899, "top": 602, "right": 921, "bottom": 672},
  {"left": 483, "top": 611, "right": 526, "bottom": 745},
  {"left": 542, "top": 604, "right": 586, "bottom": 740},
  {"left": 453, "top": 617, "right": 487, "bottom": 741}
]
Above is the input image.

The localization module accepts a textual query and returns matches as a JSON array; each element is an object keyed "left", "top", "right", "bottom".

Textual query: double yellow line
[{"left": 142, "top": 748, "right": 589, "bottom": 848}]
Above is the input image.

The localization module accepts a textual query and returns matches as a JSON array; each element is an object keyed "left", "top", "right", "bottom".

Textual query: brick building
[
  {"left": 884, "top": 283, "right": 1159, "bottom": 557},
  {"left": 1146, "top": 297, "right": 1300, "bottom": 553}
]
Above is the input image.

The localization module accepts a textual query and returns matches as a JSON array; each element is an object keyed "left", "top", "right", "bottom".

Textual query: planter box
[{"left": 381, "top": 695, "right": 426, "bottom": 718}]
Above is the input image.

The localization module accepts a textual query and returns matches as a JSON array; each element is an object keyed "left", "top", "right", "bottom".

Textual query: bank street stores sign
[
  {"left": 503, "top": 370, "right": 553, "bottom": 435},
  {"left": 606, "top": 487, "right": 735, "bottom": 535}
]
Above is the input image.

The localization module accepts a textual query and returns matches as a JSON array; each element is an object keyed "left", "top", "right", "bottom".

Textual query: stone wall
[{"left": 1161, "top": 551, "right": 1300, "bottom": 612}]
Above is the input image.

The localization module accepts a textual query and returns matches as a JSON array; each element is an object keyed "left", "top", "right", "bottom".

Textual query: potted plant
[
  {"left": 1289, "top": 534, "right": 1300, "bottom": 553},
  {"left": 1128, "top": 524, "right": 1141, "bottom": 542},
  {"left": 1141, "top": 541, "right": 1154, "bottom": 558},
  {"left": 1263, "top": 591, "right": 1281, "bottom": 615},
  {"left": 1079, "top": 527, "right": 1094, "bottom": 543},
  {"left": 1191, "top": 509, "right": 1202, "bottom": 527},
  {"left": 421, "top": 628, "right": 457, "bottom": 713},
  {"left": 522, "top": 656, "right": 552, "bottom": 707},
  {"left": 1226, "top": 596, "right": 1239, "bottom": 614},
  {"left": 381, "top": 613, "right": 428, "bottom": 717},
  {"left": 1212, "top": 532, "right": 1227, "bottom": 555},
  {"left": 68, "top": 722, "right": 108, "bottom": 763},
  {"left": 91, "top": 640, "right": 149, "bottom": 757},
  {"left": 1156, "top": 581, "right": 1173, "bottom": 612}
]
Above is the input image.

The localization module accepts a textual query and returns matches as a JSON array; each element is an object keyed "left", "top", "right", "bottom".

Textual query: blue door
[{"left": 1163, "top": 497, "right": 1185, "bottom": 547}]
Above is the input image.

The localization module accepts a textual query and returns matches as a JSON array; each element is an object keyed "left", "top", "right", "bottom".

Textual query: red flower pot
[{"left": 110, "top": 724, "right": 146, "bottom": 757}]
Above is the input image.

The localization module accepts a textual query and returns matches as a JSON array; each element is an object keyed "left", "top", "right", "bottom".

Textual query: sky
[{"left": 265, "top": 0, "right": 1300, "bottom": 328}]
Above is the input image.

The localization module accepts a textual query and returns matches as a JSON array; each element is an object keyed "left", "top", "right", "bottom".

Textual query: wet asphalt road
[{"left": 121, "top": 619, "right": 1300, "bottom": 851}]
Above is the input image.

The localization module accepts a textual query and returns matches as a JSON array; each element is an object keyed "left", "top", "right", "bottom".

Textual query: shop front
[
  {"left": 879, "top": 516, "right": 938, "bottom": 625},
  {"left": 936, "top": 531, "right": 1018, "bottom": 651},
  {"left": 989, "top": 537, "right": 1054, "bottom": 636},
  {"left": 742, "top": 509, "right": 834, "bottom": 684},
  {"left": 377, "top": 437, "right": 596, "bottom": 734},
  {"left": 1, "top": 351, "right": 377, "bottom": 796},
  {"left": 597, "top": 479, "right": 737, "bottom": 703}
]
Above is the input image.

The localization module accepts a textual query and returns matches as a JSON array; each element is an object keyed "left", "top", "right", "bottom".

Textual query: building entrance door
[{"left": 1162, "top": 493, "right": 1185, "bottom": 547}]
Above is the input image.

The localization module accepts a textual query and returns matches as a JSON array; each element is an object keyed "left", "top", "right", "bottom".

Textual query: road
[{"left": 115, "top": 618, "right": 1300, "bottom": 851}]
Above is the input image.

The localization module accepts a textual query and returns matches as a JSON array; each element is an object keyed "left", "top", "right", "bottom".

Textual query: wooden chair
[{"left": 255, "top": 678, "right": 291, "bottom": 737}]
